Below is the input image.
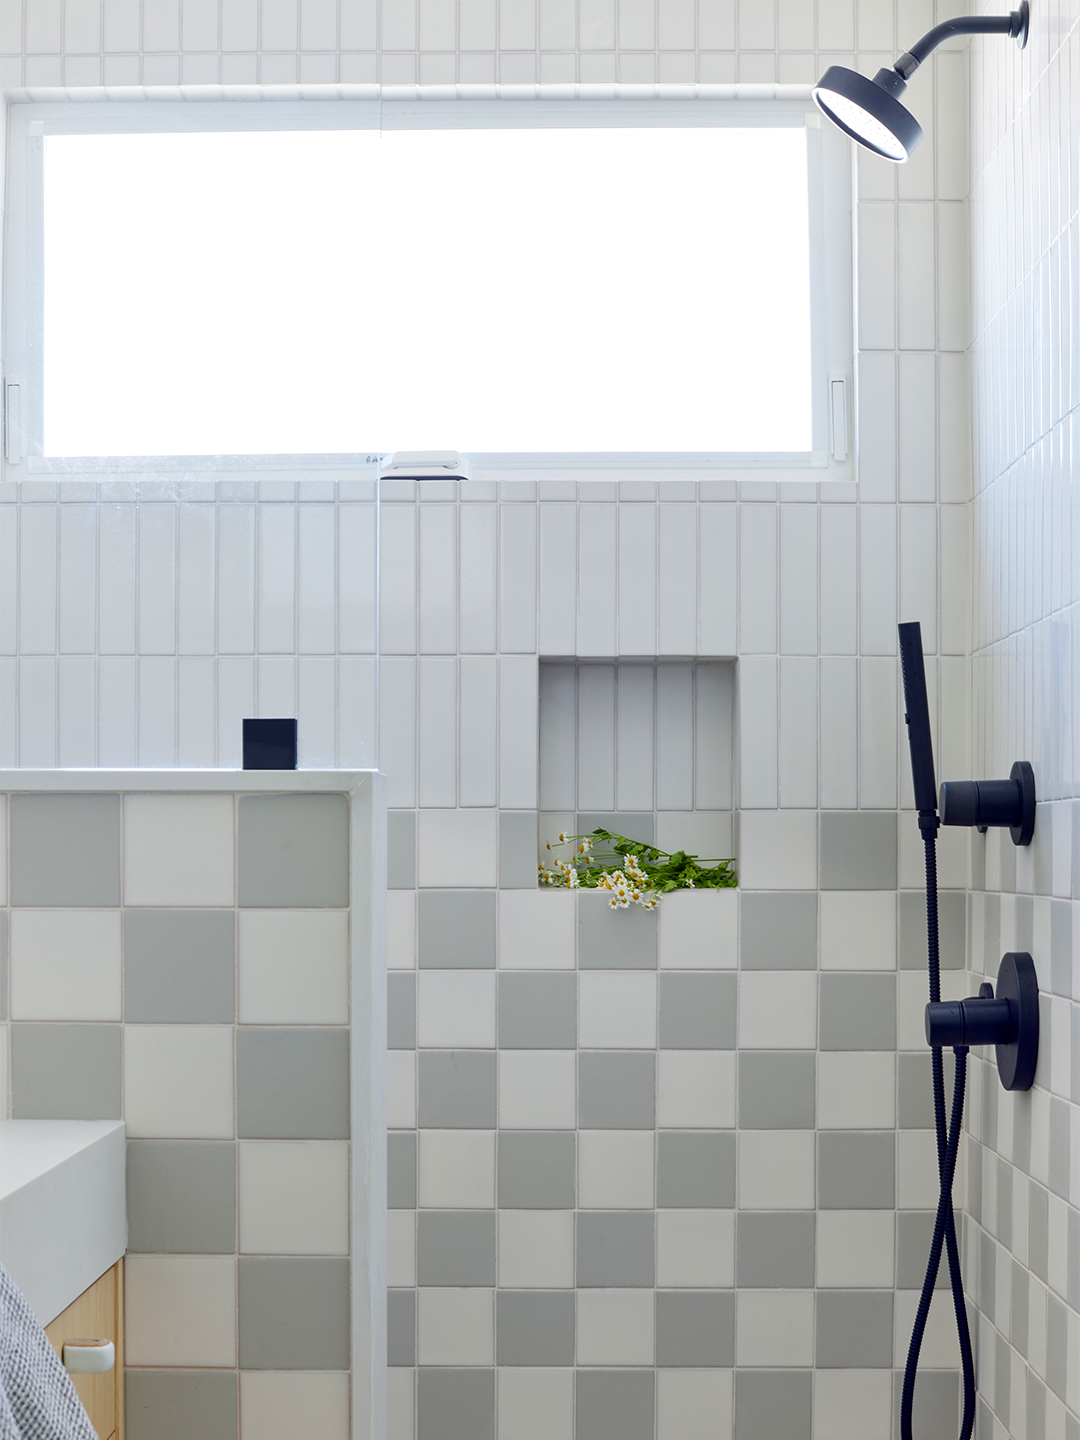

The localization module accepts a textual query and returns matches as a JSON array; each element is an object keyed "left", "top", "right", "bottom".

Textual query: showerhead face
[{"left": 812, "top": 65, "right": 924, "bottom": 162}]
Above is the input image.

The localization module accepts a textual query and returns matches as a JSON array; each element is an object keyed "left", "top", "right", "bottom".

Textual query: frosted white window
[{"left": 42, "top": 126, "right": 813, "bottom": 459}]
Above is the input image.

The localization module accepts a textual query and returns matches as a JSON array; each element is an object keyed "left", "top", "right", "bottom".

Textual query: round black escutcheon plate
[{"left": 995, "top": 951, "right": 1039, "bottom": 1091}]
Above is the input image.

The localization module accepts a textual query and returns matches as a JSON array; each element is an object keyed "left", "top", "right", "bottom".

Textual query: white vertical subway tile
[
  {"left": 937, "top": 202, "right": 969, "bottom": 352},
  {"left": 899, "top": 505, "right": 938, "bottom": 646},
  {"left": 177, "top": 656, "right": 216, "bottom": 767},
  {"left": 57, "top": 655, "right": 96, "bottom": 767},
  {"left": 819, "top": 657, "right": 859, "bottom": 808},
  {"left": 0, "top": 507, "right": 17, "bottom": 655},
  {"left": 935, "top": 49, "right": 969, "bottom": 201},
  {"left": 577, "top": 506, "right": 617, "bottom": 658},
  {"left": 539, "top": 505, "right": 577, "bottom": 657},
  {"left": 539, "top": 662, "right": 577, "bottom": 812},
  {"left": 695, "top": 662, "right": 734, "bottom": 811},
  {"left": 297, "top": 505, "right": 337, "bottom": 655},
  {"left": 216, "top": 658, "right": 255, "bottom": 769},
  {"left": 298, "top": 656, "right": 337, "bottom": 767},
  {"left": 18, "top": 657, "right": 56, "bottom": 766},
  {"left": 177, "top": 503, "right": 216, "bottom": 655},
  {"left": 499, "top": 505, "right": 537, "bottom": 653},
  {"left": 576, "top": 663, "right": 616, "bottom": 811},
  {"left": 938, "top": 353, "right": 971, "bottom": 503},
  {"left": 779, "top": 656, "right": 818, "bottom": 809},
  {"left": 216, "top": 504, "right": 256, "bottom": 655},
  {"left": 820, "top": 507, "right": 858, "bottom": 655},
  {"left": 739, "top": 505, "right": 778, "bottom": 654},
  {"left": 857, "top": 352, "right": 897, "bottom": 502},
  {"left": 739, "top": 656, "right": 779, "bottom": 809},
  {"left": 257, "top": 504, "right": 296, "bottom": 654},
  {"left": 499, "top": 655, "right": 539, "bottom": 810},
  {"left": 459, "top": 656, "right": 498, "bottom": 807},
  {"left": 138, "top": 504, "right": 177, "bottom": 655},
  {"left": 857, "top": 203, "right": 897, "bottom": 350},
  {"left": 698, "top": 504, "right": 737, "bottom": 656},
  {"left": 419, "top": 504, "right": 458, "bottom": 654},
  {"left": 0, "top": 659, "right": 16, "bottom": 765},
  {"left": 779, "top": 505, "right": 818, "bottom": 655},
  {"left": 459, "top": 503, "right": 498, "bottom": 654},
  {"left": 939, "top": 505, "right": 970, "bottom": 657},
  {"left": 338, "top": 656, "right": 378, "bottom": 770},
  {"left": 380, "top": 504, "right": 418, "bottom": 655},
  {"left": 859, "top": 656, "right": 898, "bottom": 808},
  {"left": 897, "top": 202, "right": 937, "bottom": 351},
  {"left": 656, "top": 662, "right": 695, "bottom": 810},
  {"left": 898, "top": 353, "right": 938, "bottom": 502},
  {"left": 418, "top": 657, "right": 457, "bottom": 808},
  {"left": 18, "top": 505, "right": 57, "bottom": 655},
  {"left": 58, "top": 504, "right": 97, "bottom": 655},
  {"left": 338, "top": 503, "right": 378, "bottom": 654},
  {"left": 937, "top": 655, "right": 970, "bottom": 789},
  {"left": 859, "top": 507, "right": 898, "bottom": 655},
  {"left": 615, "top": 662, "right": 654, "bottom": 811},
  {"left": 256, "top": 656, "right": 296, "bottom": 718},
  {"left": 138, "top": 655, "right": 176, "bottom": 766},
  {"left": 618, "top": 504, "right": 657, "bottom": 655},
  {"left": 658, "top": 505, "right": 697, "bottom": 656},
  {"left": 98, "top": 655, "right": 136, "bottom": 766},
  {"left": 99, "top": 505, "right": 137, "bottom": 655}
]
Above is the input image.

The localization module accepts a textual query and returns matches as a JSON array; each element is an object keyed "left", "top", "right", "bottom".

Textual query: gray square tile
[
  {"left": 578, "top": 892, "right": 658, "bottom": 970},
  {"left": 499, "top": 811, "right": 539, "bottom": 889},
  {"left": 576, "top": 1213, "right": 655, "bottom": 1287},
  {"left": 899, "top": 890, "right": 966, "bottom": 970},
  {"left": 658, "top": 973, "right": 737, "bottom": 1049},
  {"left": 576, "top": 1370, "right": 654, "bottom": 1440},
  {"left": 995, "top": 1331, "right": 1012, "bottom": 1419},
  {"left": 578, "top": 1052, "right": 656, "bottom": 1129},
  {"left": 236, "top": 1028, "right": 349, "bottom": 1139},
  {"left": 1049, "top": 900, "right": 1072, "bottom": 997},
  {"left": 816, "top": 1291, "right": 893, "bottom": 1366},
  {"left": 388, "top": 973, "right": 416, "bottom": 1049},
  {"left": 418, "top": 1212, "right": 496, "bottom": 1285},
  {"left": 11, "top": 1024, "right": 121, "bottom": 1120},
  {"left": 1011, "top": 1260, "right": 1030, "bottom": 1355},
  {"left": 738, "top": 1054, "right": 815, "bottom": 1128},
  {"left": 736, "top": 1213, "right": 816, "bottom": 1287},
  {"left": 127, "top": 1141, "right": 236, "bottom": 1254},
  {"left": 418, "top": 1369, "right": 494, "bottom": 1440},
  {"left": 238, "top": 1257, "right": 350, "bottom": 1369},
  {"left": 577, "top": 813, "right": 654, "bottom": 849},
  {"left": 1029, "top": 1180, "right": 1049, "bottom": 1280},
  {"left": 1026, "top": 1373, "right": 1047, "bottom": 1440},
  {"left": 418, "top": 892, "right": 496, "bottom": 969},
  {"left": 498, "top": 973, "right": 576, "bottom": 1048},
  {"left": 897, "top": 1211, "right": 949, "bottom": 1288},
  {"left": 10, "top": 793, "right": 120, "bottom": 907},
  {"left": 388, "top": 1134, "right": 417, "bottom": 1209},
  {"left": 819, "top": 974, "right": 896, "bottom": 1050},
  {"left": 657, "top": 1291, "right": 735, "bottom": 1366},
  {"left": 657, "top": 1132, "right": 735, "bottom": 1207},
  {"left": 1068, "top": 1209, "right": 1080, "bottom": 1311},
  {"left": 0, "top": 912, "right": 7, "bottom": 1021},
  {"left": 736, "top": 1371, "right": 811, "bottom": 1440},
  {"left": 124, "top": 911, "right": 235, "bottom": 1023},
  {"left": 1048, "top": 1098, "right": 1070, "bottom": 1199},
  {"left": 498, "top": 1132, "right": 575, "bottom": 1208},
  {"left": 126, "top": 1373, "right": 237, "bottom": 1440},
  {"left": 898, "top": 1051, "right": 956, "bottom": 1129},
  {"left": 496, "top": 1291, "right": 575, "bottom": 1365},
  {"left": 418, "top": 1051, "right": 496, "bottom": 1127},
  {"left": 820, "top": 812, "right": 897, "bottom": 890},
  {"left": 739, "top": 893, "right": 818, "bottom": 970},
  {"left": 892, "top": 1372, "right": 959, "bottom": 1440},
  {"left": 1046, "top": 1293, "right": 1069, "bottom": 1401},
  {"left": 238, "top": 794, "right": 349, "bottom": 907},
  {"left": 388, "top": 811, "right": 416, "bottom": 889},
  {"left": 818, "top": 1133, "right": 895, "bottom": 1209},
  {"left": 388, "top": 1290, "right": 415, "bottom": 1366}
]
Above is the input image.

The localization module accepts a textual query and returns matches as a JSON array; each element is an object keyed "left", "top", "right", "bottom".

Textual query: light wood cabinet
[{"left": 44, "top": 1259, "right": 124, "bottom": 1440}]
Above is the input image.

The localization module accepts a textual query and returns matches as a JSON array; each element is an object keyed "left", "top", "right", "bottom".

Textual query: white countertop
[{"left": 1, "top": 768, "right": 376, "bottom": 792}]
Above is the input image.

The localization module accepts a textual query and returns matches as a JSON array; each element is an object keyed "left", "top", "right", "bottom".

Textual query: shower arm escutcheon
[
  {"left": 938, "top": 759, "right": 1036, "bottom": 845},
  {"left": 925, "top": 951, "right": 1039, "bottom": 1091}
]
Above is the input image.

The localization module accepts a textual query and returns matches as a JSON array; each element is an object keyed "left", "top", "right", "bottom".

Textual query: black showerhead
[{"left": 898, "top": 621, "right": 937, "bottom": 821}]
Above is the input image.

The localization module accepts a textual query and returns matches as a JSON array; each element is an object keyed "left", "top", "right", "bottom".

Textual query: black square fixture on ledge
[{"left": 243, "top": 718, "right": 297, "bottom": 770}]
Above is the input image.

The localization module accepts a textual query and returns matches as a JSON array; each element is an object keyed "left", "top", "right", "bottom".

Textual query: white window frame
[{"left": 2, "top": 94, "right": 854, "bottom": 483}]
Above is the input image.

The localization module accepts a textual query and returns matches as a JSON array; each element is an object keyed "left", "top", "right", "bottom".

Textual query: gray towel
[{"left": 0, "top": 1264, "right": 98, "bottom": 1440}]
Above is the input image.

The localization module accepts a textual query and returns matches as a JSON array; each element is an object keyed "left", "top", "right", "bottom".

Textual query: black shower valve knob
[
  {"left": 938, "top": 760, "right": 1035, "bottom": 845},
  {"left": 924, "top": 952, "right": 1039, "bottom": 1092}
]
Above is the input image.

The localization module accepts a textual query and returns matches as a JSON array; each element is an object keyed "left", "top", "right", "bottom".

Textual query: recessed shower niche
[{"left": 538, "top": 659, "right": 735, "bottom": 863}]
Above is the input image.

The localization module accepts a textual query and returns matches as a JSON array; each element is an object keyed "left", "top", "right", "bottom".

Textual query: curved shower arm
[{"left": 893, "top": 4, "right": 1028, "bottom": 80}]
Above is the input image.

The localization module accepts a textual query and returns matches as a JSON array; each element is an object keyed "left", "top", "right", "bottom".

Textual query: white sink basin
[{"left": 0, "top": 1120, "right": 126, "bottom": 1326}]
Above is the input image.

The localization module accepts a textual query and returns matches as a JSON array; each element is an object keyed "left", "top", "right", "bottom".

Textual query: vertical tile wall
[{"left": 967, "top": 3, "right": 1080, "bottom": 1437}]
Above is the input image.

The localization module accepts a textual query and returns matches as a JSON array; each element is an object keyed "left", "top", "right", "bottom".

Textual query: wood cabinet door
[{"left": 44, "top": 1259, "right": 123, "bottom": 1440}]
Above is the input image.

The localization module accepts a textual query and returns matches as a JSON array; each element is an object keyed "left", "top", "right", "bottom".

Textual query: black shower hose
[{"left": 900, "top": 824, "right": 977, "bottom": 1440}]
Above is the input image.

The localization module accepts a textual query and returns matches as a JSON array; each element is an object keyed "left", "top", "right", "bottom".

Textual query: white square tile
[
  {"left": 240, "top": 1372, "right": 350, "bottom": 1440},
  {"left": 736, "top": 1290, "right": 814, "bottom": 1366},
  {"left": 576, "top": 1289, "right": 654, "bottom": 1365},
  {"left": 497, "top": 1211, "right": 575, "bottom": 1288},
  {"left": 657, "top": 1370, "right": 733, "bottom": 1440},
  {"left": 820, "top": 891, "right": 897, "bottom": 969},
  {"left": 417, "top": 970, "right": 496, "bottom": 1048},
  {"left": 578, "top": 972, "right": 656, "bottom": 1048},
  {"left": 239, "top": 1141, "right": 349, "bottom": 1255},
  {"left": 387, "top": 891, "right": 416, "bottom": 970},
  {"left": 893, "top": 1290, "right": 962, "bottom": 1369},
  {"left": 813, "top": 1370, "right": 892, "bottom": 1440},
  {"left": 658, "top": 890, "right": 737, "bottom": 969},
  {"left": 738, "top": 971, "right": 817, "bottom": 1048},
  {"left": 0, "top": 795, "right": 6, "bottom": 905},
  {"left": 578, "top": 1131, "right": 654, "bottom": 1208},
  {"left": 387, "top": 1210, "right": 416, "bottom": 1288},
  {"left": 898, "top": 1129, "right": 939, "bottom": 1208},
  {"left": 818, "top": 1052, "right": 896, "bottom": 1128},
  {"left": 656, "top": 1210, "right": 735, "bottom": 1288},
  {"left": 498, "top": 1051, "right": 576, "bottom": 1128},
  {"left": 497, "top": 1368, "right": 573, "bottom": 1440},
  {"left": 125, "top": 1256, "right": 236, "bottom": 1366},
  {"left": 239, "top": 910, "right": 349, "bottom": 1024},
  {"left": 417, "top": 1287, "right": 493, "bottom": 1365},
  {"left": 0, "top": 1028, "right": 8, "bottom": 1119},
  {"left": 417, "top": 1129, "right": 495, "bottom": 1208},
  {"left": 417, "top": 810, "right": 497, "bottom": 887},
  {"left": 123, "top": 794, "right": 234, "bottom": 906},
  {"left": 10, "top": 910, "right": 121, "bottom": 1020},
  {"left": 737, "top": 1131, "right": 815, "bottom": 1209},
  {"left": 387, "top": 1368, "right": 414, "bottom": 1440},
  {"left": 123, "top": 1025, "right": 233, "bottom": 1138},
  {"left": 737, "top": 810, "right": 817, "bottom": 889},
  {"left": 816, "top": 1211, "right": 895, "bottom": 1287},
  {"left": 656, "top": 1052, "right": 736, "bottom": 1128},
  {"left": 498, "top": 891, "right": 575, "bottom": 969},
  {"left": 387, "top": 1051, "right": 417, "bottom": 1129}
]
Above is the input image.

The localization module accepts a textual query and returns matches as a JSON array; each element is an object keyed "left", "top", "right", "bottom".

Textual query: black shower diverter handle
[
  {"left": 924, "top": 952, "right": 1039, "bottom": 1092},
  {"left": 925, "top": 990, "right": 1013, "bottom": 1048}
]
